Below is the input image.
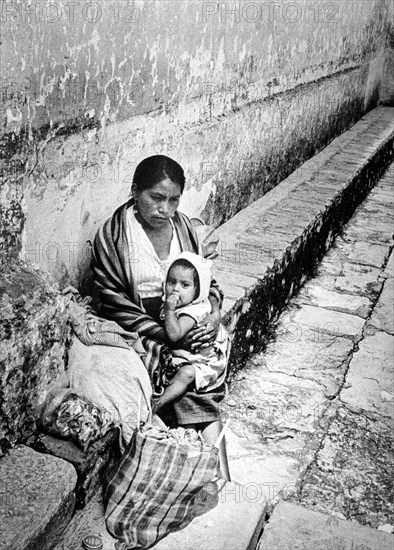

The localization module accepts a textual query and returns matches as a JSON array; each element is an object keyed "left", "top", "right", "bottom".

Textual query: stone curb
[
  {"left": 0, "top": 446, "right": 77, "bottom": 550},
  {"left": 215, "top": 106, "right": 394, "bottom": 378},
  {"left": 30, "top": 430, "right": 119, "bottom": 509}
]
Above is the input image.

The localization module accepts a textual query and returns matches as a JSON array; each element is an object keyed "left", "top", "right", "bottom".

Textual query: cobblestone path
[{"left": 224, "top": 163, "right": 394, "bottom": 532}]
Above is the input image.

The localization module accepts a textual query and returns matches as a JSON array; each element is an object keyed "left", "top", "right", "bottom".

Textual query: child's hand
[{"left": 164, "top": 293, "right": 179, "bottom": 311}]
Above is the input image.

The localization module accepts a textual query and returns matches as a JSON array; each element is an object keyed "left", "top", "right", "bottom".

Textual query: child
[{"left": 154, "top": 251, "right": 229, "bottom": 414}]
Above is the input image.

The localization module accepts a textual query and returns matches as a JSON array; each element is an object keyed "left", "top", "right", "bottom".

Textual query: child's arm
[{"left": 164, "top": 295, "right": 196, "bottom": 342}]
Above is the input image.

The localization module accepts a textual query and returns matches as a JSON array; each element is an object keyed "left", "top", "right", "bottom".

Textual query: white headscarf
[{"left": 164, "top": 251, "right": 212, "bottom": 305}]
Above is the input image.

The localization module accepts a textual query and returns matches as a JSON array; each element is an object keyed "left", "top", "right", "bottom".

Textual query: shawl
[{"left": 91, "top": 200, "right": 223, "bottom": 394}]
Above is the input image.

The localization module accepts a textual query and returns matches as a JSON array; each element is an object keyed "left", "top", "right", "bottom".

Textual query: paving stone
[
  {"left": 310, "top": 269, "right": 382, "bottom": 299},
  {"left": 225, "top": 433, "right": 300, "bottom": 503},
  {"left": 213, "top": 250, "right": 274, "bottom": 281},
  {"left": 294, "top": 284, "right": 372, "bottom": 318},
  {"left": 263, "top": 327, "right": 353, "bottom": 399},
  {"left": 360, "top": 188, "right": 394, "bottom": 208},
  {"left": 346, "top": 242, "right": 391, "bottom": 269},
  {"left": 212, "top": 270, "right": 258, "bottom": 307},
  {"left": 258, "top": 501, "right": 394, "bottom": 550},
  {"left": 53, "top": 490, "right": 115, "bottom": 550},
  {"left": 216, "top": 281, "right": 247, "bottom": 302},
  {"left": 224, "top": 353, "right": 328, "bottom": 443},
  {"left": 371, "top": 187, "right": 394, "bottom": 200},
  {"left": 0, "top": 445, "right": 77, "bottom": 550},
  {"left": 368, "top": 276, "right": 394, "bottom": 334},
  {"left": 329, "top": 239, "right": 391, "bottom": 270},
  {"left": 285, "top": 305, "right": 365, "bottom": 341},
  {"left": 341, "top": 220, "right": 394, "bottom": 246},
  {"left": 340, "top": 331, "right": 394, "bottom": 419},
  {"left": 324, "top": 266, "right": 382, "bottom": 297},
  {"left": 296, "top": 408, "right": 394, "bottom": 530}
]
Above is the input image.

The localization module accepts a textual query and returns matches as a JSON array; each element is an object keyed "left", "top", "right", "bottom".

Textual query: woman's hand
[{"left": 183, "top": 309, "right": 221, "bottom": 351}]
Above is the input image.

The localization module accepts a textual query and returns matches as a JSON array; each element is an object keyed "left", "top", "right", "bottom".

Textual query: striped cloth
[
  {"left": 104, "top": 424, "right": 218, "bottom": 549},
  {"left": 91, "top": 200, "right": 223, "bottom": 395}
]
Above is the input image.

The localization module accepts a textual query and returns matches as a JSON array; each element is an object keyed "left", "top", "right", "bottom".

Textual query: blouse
[{"left": 125, "top": 207, "right": 182, "bottom": 299}]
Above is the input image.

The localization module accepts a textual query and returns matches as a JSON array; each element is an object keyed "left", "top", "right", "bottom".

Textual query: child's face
[{"left": 166, "top": 265, "right": 197, "bottom": 308}]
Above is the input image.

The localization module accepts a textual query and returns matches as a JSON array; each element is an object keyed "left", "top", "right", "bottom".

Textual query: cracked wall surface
[{"left": 1, "top": 0, "right": 392, "bottom": 288}]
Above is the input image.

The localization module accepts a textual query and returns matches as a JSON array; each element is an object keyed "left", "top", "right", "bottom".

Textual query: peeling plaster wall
[{"left": 1, "top": 0, "right": 392, "bottom": 288}]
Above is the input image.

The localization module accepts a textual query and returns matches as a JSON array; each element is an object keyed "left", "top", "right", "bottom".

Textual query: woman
[{"left": 91, "top": 155, "right": 230, "bottom": 478}]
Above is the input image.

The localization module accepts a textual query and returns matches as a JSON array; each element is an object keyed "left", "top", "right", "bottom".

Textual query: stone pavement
[
  {"left": 259, "top": 501, "right": 394, "bottom": 550},
  {"left": 224, "top": 162, "right": 394, "bottom": 540}
]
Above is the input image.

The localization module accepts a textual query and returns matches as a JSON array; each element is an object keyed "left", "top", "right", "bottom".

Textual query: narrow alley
[
  {"left": 56, "top": 163, "right": 394, "bottom": 550},
  {"left": 224, "top": 162, "right": 394, "bottom": 539}
]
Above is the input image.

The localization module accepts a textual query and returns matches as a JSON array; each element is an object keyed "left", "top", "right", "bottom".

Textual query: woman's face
[{"left": 134, "top": 178, "right": 182, "bottom": 229}]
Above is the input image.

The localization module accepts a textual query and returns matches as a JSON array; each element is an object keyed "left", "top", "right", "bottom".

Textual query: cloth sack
[
  {"left": 68, "top": 337, "right": 152, "bottom": 448},
  {"left": 36, "top": 335, "right": 152, "bottom": 452},
  {"left": 37, "top": 386, "right": 115, "bottom": 452},
  {"left": 104, "top": 424, "right": 219, "bottom": 549}
]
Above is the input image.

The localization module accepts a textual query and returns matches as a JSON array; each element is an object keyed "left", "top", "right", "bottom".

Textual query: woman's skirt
[{"left": 159, "top": 382, "right": 227, "bottom": 426}]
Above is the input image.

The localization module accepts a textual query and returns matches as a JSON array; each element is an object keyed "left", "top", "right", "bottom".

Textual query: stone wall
[
  {"left": 0, "top": 261, "right": 70, "bottom": 455},
  {"left": 1, "top": 0, "right": 392, "bottom": 290}
]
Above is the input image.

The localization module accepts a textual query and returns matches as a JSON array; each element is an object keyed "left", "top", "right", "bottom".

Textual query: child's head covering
[{"left": 164, "top": 251, "right": 212, "bottom": 304}]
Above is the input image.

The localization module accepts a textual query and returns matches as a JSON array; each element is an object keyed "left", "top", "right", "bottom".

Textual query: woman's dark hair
[
  {"left": 168, "top": 259, "right": 200, "bottom": 299},
  {"left": 132, "top": 155, "right": 185, "bottom": 193}
]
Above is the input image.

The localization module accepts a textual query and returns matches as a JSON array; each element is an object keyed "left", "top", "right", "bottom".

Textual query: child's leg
[
  {"left": 181, "top": 420, "right": 231, "bottom": 482},
  {"left": 154, "top": 364, "right": 195, "bottom": 413},
  {"left": 202, "top": 420, "right": 231, "bottom": 482}
]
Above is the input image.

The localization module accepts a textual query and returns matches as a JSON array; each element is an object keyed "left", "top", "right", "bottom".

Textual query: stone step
[
  {"left": 216, "top": 106, "right": 394, "bottom": 377},
  {"left": 258, "top": 501, "right": 394, "bottom": 550},
  {"left": 0, "top": 445, "right": 77, "bottom": 550},
  {"left": 30, "top": 430, "right": 119, "bottom": 509},
  {"left": 55, "top": 480, "right": 267, "bottom": 550}
]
